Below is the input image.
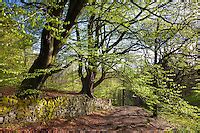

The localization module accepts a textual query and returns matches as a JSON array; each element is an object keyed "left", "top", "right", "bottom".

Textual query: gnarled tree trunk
[
  {"left": 17, "top": 0, "right": 86, "bottom": 98},
  {"left": 80, "top": 71, "right": 96, "bottom": 98}
]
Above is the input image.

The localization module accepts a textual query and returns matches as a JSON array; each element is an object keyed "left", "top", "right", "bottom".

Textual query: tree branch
[
  {"left": 105, "top": 31, "right": 126, "bottom": 53},
  {"left": 130, "top": 1, "right": 174, "bottom": 25}
]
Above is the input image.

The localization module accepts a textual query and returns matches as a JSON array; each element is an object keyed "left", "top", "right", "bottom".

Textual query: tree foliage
[{"left": 0, "top": 1, "right": 199, "bottom": 129}]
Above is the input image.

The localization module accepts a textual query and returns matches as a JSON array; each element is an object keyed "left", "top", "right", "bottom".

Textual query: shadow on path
[{"left": 17, "top": 106, "right": 173, "bottom": 132}]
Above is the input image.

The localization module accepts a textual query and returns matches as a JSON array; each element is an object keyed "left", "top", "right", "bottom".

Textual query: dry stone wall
[{"left": 0, "top": 95, "right": 112, "bottom": 127}]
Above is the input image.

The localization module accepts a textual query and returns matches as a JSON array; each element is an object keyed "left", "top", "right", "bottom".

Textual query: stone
[
  {"left": 2, "top": 96, "right": 112, "bottom": 125},
  {"left": 0, "top": 116, "right": 4, "bottom": 124}
]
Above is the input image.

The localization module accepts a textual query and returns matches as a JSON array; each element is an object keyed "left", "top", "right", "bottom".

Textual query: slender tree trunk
[
  {"left": 17, "top": 0, "right": 86, "bottom": 98},
  {"left": 152, "top": 21, "right": 160, "bottom": 117},
  {"left": 78, "top": 14, "right": 96, "bottom": 98},
  {"left": 198, "top": 31, "right": 200, "bottom": 75}
]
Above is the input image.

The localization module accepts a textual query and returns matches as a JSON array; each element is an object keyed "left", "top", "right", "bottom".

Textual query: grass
[{"left": 161, "top": 112, "right": 200, "bottom": 131}]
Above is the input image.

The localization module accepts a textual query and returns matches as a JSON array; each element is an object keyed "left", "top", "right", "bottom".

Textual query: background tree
[{"left": 0, "top": 3, "right": 35, "bottom": 86}]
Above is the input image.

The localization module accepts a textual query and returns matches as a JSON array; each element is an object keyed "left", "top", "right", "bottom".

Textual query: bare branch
[
  {"left": 130, "top": 1, "right": 174, "bottom": 25},
  {"left": 105, "top": 31, "right": 126, "bottom": 53}
]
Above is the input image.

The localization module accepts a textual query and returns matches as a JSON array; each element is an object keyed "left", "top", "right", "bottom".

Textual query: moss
[
  {"left": 0, "top": 106, "right": 11, "bottom": 115},
  {"left": 1, "top": 95, "right": 112, "bottom": 127}
]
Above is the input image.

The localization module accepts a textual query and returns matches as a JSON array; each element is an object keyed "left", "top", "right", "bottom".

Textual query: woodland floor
[{"left": 0, "top": 86, "right": 174, "bottom": 132}]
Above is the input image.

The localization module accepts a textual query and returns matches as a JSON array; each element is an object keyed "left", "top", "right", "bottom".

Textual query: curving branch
[{"left": 130, "top": 1, "right": 174, "bottom": 25}]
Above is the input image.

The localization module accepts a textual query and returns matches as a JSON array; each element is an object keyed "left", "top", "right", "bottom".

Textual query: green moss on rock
[{"left": 1, "top": 95, "right": 112, "bottom": 127}]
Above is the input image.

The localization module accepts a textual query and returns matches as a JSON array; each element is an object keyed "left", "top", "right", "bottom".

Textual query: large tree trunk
[
  {"left": 78, "top": 60, "right": 96, "bottom": 98},
  {"left": 20, "top": 27, "right": 56, "bottom": 90},
  {"left": 79, "top": 70, "right": 107, "bottom": 98},
  {"left": 17, "top": 0, "right": 86, "bottom": 98},
  {"left": 80, "top": 74, "right": 94, "bottom": 98}
]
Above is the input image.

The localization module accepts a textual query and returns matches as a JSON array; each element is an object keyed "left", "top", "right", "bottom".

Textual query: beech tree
[
  {"left": 128, "top": 2, "right": 199, "bottom": 116},
  {"left": 16, "top": 0, "right": 87, "bottom": 98},
  {"left": 66, "top": 2, "right": 181, "bottom": 97},
  {"left": 74, "top": 3, "right": 131, "bottom": 97}
]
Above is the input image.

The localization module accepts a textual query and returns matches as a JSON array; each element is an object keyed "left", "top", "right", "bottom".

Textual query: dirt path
[
  {"left": 4, "top": 106, "right": 172, "bottom": 132},
  {"left": 0, "top": 87, "right": 173, "bottom": 132}
]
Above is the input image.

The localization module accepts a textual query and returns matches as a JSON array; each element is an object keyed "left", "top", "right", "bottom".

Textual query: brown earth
[
  {"left": 0, "top": 86, "right": 79, "bottom": 97},
  {"left": 0, "top": 86, "right": 174, "bottom": 132},
  {"left": 1, "top": 106, "right": 173, "bottom": 132},
  {"left": 0, "top": 86, "right": 16, "bottom": 96}
]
